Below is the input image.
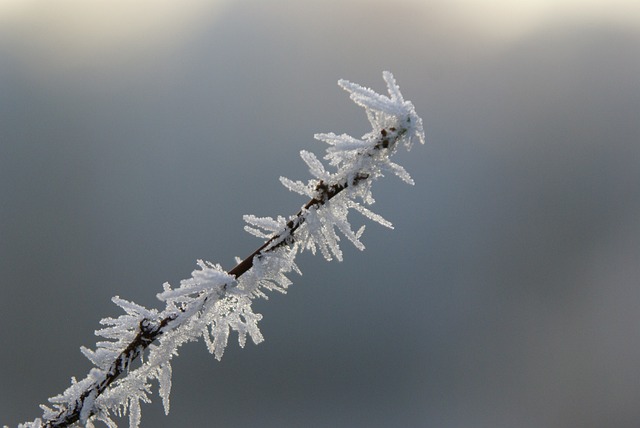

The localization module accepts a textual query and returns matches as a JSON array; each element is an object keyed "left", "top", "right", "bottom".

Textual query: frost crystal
[{"left": 22, "top": 72, "right": 424, "bottom": 428}]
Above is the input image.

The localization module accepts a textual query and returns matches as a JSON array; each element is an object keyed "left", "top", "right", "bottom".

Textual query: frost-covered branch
[{"left": 15, "top": 71, "right": 424, "bottom": 428}]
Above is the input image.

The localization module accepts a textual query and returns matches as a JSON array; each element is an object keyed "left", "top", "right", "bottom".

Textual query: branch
[
  {"left": 17, "top": 71, "right": 424, "bottom": 428},
  {"left": 42, "top": 128, "right": 400, "bottom": 428}
]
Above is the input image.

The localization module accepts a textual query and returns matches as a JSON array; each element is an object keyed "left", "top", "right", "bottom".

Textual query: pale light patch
[
  {"left": 424, "top": 0, "right": 640, "bottom": 44},
  {"left": 0, "top": 0, "right": 231, "bottom": 73}
]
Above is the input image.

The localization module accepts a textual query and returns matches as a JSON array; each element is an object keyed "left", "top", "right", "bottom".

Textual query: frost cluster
[{"left": 17, "top": 71, "right": 424, "bottom": 428}]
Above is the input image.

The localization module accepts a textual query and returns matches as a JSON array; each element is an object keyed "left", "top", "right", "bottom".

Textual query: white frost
[{"left": 27, "top": 72, "right": 424, "bottom": 428}]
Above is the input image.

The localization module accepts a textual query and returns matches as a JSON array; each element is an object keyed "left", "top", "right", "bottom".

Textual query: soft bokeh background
[{"left": 1, "top": 0, "right": 639, "bottom": 426}]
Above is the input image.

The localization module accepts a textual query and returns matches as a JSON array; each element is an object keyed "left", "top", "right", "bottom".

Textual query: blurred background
[{"left": 1, "top": 0, "right": 639, "bottom": 426}]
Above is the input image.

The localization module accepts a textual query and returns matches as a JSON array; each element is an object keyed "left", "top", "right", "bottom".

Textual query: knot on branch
[{"left": 139, "top": 319, "right": 158, "bottom": 345}]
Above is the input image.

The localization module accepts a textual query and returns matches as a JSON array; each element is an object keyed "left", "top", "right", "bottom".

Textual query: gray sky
[{"left": 1, "top": 1, "right": 640, "bottom": 426}]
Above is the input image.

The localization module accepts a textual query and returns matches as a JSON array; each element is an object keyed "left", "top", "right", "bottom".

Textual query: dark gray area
[{"left": 1, "top": 1, "right": 639, "bottom": 427}]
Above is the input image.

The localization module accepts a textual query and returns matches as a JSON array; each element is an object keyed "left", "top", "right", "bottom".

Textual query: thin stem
[{"left": 43, "top": 126, "right": 401, "bottom": 428}]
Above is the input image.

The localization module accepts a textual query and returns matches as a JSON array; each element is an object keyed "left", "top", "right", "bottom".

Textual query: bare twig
[{"left": 43, "top": 127, "right": 404, "bottom": 428}]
